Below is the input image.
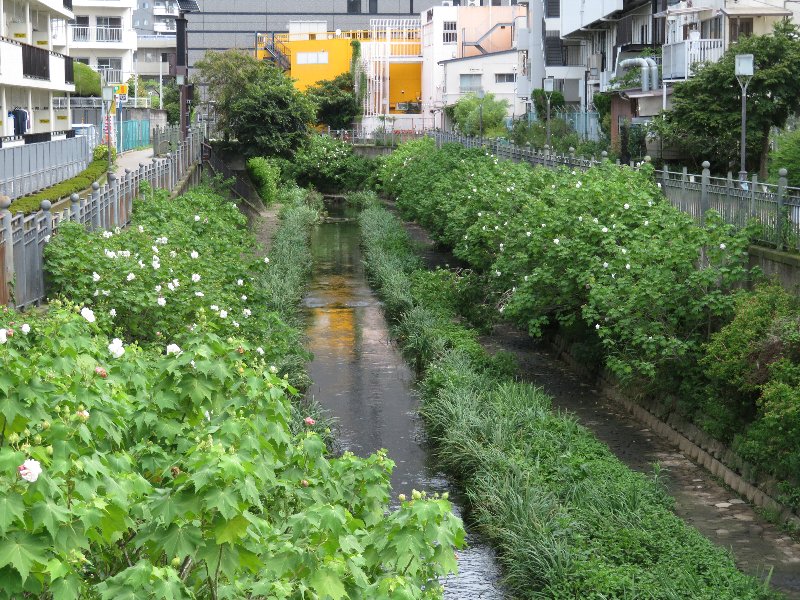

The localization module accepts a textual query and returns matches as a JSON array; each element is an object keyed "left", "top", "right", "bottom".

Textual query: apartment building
[
  {"left": 0, "top": 0, "right": 76, "bottom": 143},
  {"left": 66, "top": 0, "right": 137, "bottom": 84}
]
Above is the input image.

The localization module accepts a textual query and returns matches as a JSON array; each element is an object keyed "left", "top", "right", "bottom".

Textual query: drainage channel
[{"left": 302, "top": 201, "right": 505, "bottom": 598}]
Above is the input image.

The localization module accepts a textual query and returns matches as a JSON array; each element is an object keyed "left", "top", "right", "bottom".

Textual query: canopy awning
[
  {"left": 721, "top": 6, "right": 792, "bottom": 18},
  {"left": 653, "top": 6, "right": 713, "bottom": 18}
]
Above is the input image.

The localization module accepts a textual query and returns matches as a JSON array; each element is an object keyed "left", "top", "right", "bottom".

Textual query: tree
[
  {"left": 654, "top": 21, "right": 800, "bottom": 176},
  {"left": 451, "top": 93, "right": 508, "bottom": 137},
  {"left": 195, "top": 50, "right": 313, "bottom": 155},
  {"left": 74, "top": 62, "right": 100, "bottom": 96},
  {"left": 305, "top": 72, "right": 360, "bottom": 130}
]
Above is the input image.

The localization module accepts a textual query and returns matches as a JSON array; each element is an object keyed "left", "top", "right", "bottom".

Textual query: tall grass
[{"left": 358, "top": 204, "right": 781, "bottom": 600}]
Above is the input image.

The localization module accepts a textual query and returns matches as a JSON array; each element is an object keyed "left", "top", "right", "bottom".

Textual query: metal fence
[
  {"left": 428, "top": 132, "right": 800, "bottom": 252},
  {"left": 0, "top": 131, "right": 202, "bottom": 309},
  {"left": 0, "top": 136, "right": 91, "bottom": 200},
  {"left": 118, "top": 119, "right": 151, "bottom": 153},
  {"left": 328, "top": 127, "right": 426, "bottom": 147}
]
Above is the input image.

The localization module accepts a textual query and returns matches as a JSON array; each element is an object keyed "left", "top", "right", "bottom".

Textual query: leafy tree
[
  {"left": 654, "top": 21, "right": 800, "bottom": 175},
  {"left": 769, "top": 127, "right": 800, "bottom": 186},
  {"left": 451, "top": 93, "right": 508, "bottom": 137},
  {"left": 196, "top": 50, "right": 313, "bottom": 155},
  {"left": 531, "top": 88, "right": 565, "bottom": 120},
  {"left": 305, "top": 72, "right": 360, "bottom": 130},
  {"left": 74, "top": 62, "right": 100, "bottom": 96}
]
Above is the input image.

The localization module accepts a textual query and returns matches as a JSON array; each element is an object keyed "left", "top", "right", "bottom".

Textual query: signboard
[{"left": 113, "top": 84, "right": 129, "bottom": 96}]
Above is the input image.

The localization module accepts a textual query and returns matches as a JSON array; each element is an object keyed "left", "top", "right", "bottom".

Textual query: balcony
[
  {"left": 153, "top": 2, "right": 179, "bottom": 16},
  {"left": 153, "top": 21, "right": 177, "bottom": 34},
  {"left": 662, "top": 38, "right": 724, "bottom": 80},
  {"left": 98, "top": 67, "right": 123, "bottom": 83},
  {"left": 0, "top": 37, "right": 75, "bottom": 91},
  {"left": 69, "top": 25, "right": 135, "bottom": 47},
  {"left": 616, "top": 13, "right": 664, "bottom": 47}
]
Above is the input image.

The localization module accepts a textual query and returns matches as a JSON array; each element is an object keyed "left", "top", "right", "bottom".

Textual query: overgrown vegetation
[
  {"left": 9, "top": 145, "right": 117, "bottom": 214},
  {"left": 358, "top": 203, "right": 779, "bottom": 599},
  {"left": 451, "top": 92, "right": 508, "bottom": 138},
  {"left": 305, "top": 72, "right": 359, "bottom": 130},
  {"left": 245, "top": 157, "right": 280, "bottom": 205}
]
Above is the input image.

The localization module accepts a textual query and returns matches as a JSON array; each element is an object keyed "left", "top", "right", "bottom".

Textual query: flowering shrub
[
  {"left": 287, "top": 135, "right": 372, "bottom": 192},
  {"left": 378, "top": 141, "right": 753, "bottom": 381}
]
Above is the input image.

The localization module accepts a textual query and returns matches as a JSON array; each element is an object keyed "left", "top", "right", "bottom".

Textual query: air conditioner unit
[{"left": 441, "top": 1, "right": 453, "bottom": 6}]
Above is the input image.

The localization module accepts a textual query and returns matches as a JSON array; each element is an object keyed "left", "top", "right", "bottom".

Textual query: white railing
[
  {"left": 662, "top": 38, "right": 724, "bottom": 80},
  {"left": 69, "top": 25, "right": 124, "bottom": 43},
  {"left": 53, "top": 96, "right": 152, "bottom": 109},
  {"left": 98, "top": 67, "right": 123, "bottom": 83}
]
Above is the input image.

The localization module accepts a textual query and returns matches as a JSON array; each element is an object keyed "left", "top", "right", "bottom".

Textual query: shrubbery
[
  {"left": 358, "top": 204, "right": 777, "bottom": 599},
  {"left": 285, "top": 135, "right": 373, "bottom": 192},
  {"left": 245, "top": 157, "right": 280, "bottom": 205},
  {"left": 9, "top": 144, "right": 117, "bottom": 214}
]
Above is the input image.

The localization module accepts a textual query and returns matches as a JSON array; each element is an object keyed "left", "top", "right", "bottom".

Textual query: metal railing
[
  {"left": 0, "top": 131, "right": 202, "bottom": 308},
  {"left": 203, "top": 143, "right": 263, "bottom": 210},
  {"left": 54, "top": 96, "right": 152, "bottom": 109},
  {"left": 329, "top": 128, "right": 426, "bottom": 146},
  {"left": 427, "top": 132, "right": 800, "bottom": 252},
  {"left": 21, "top": 43, "right": 50, "bottom": 80},
  {"left": 1, "top": 136, "right": 90, "bottom": 200}
]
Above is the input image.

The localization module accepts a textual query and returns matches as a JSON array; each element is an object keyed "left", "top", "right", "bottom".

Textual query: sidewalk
[{"left": 115, "top": 148, "right": 155, "bottom": 177}]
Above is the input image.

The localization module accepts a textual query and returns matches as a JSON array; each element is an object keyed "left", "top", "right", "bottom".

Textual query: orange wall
[
  {"left": 287, "top": 38, "right": 352, "bottom": 91},
  {"left": 389, "top": 63, "right": 422, "bottom": 113}
]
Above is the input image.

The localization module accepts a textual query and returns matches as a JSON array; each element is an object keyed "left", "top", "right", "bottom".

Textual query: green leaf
[
  {"left": 51, "top": 574, "right": 81, "bottom": 600},
  {"left": 32, "top": 500, "right": 71, "bottom": 539},
  {"left": 45, "top": 558, "right": 69, "bottom": 582},
  {"left": 308, "top": 568, "right": 347, "bottom": 600},
  {"left": 161, "top": 524, "right": 203, "bottom": 560},
  {"left": 214, "top": 514, "right": 249, "bottom": 545},
  {"left": 0, "top": 494, "right": 25, "bottom": 535},
  {"left": 0, "top": 532, "right": 49, "bottom": 583}
]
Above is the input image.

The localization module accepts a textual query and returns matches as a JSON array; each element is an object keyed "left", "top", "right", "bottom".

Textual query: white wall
[
  {"left": 441, "top": 52, "right": 526, "bottom": 120},
  {"left": 560, "top": 0, "right": 623, "bottom": 38}
]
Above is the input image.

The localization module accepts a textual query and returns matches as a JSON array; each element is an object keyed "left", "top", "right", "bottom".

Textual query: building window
[
  {"left": 545, "top": 0, "right": 560, "bottom": 18},
  {"left": 460, "top": 73, "right": 482, "bottom": 93},
  {"left": 700, "top": 16, "right": 722, "bottom": 39},
  {"left": 369, "top": 0, "right": 377, "bottom": 13},
  {"left": 443, "top": 21, "right": 456, "bottom": 44},
  {"left": 495, "top": 73, "right": 516, "bottom": 83},
  {"left": 347, "top": 0, "right": 361, "bottom": 14},
  {"left": 296, "top": 51, "right": 329, "bottom": 65},
  {"left": 729, "top": 17, "right": 753, "bottom": 43}
]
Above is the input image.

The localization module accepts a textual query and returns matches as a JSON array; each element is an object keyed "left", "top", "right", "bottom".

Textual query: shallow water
[{"left": 302, "top": 202, "right": 505, "bottom": 599}]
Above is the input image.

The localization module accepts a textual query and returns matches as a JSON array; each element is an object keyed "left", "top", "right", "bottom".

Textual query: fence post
[
  {"left": 165, "top": 153, "right": 173, "bottom": 190},
  {"left": 108, "top": 173, "right": 118, "bottom": 228},
  {"left": 0, "top": 196, "right": 14, "bottom": 306},
  {"left": 700, "top": 161, "right": 710, "bottom": 227},
  {"left": 601, "top": 151, "right": 608, "bottom": 163},
  {"left": 91, "top": 182, "right": 100, "bottom": 230},
  {"left": 662, "top": 163, "right": 669, "bottom": 189},
  {"left": 40, "top": 200, "right": 52, "bottom": 241},
  {"left": 749, "top": 174, "right": 757, "bottom": 219},
  {"left": 777, "top": 168, "right": 787, "bottom": 251},
  {"left": 70, "top": 193, "right": 80, "bottom": 222}
]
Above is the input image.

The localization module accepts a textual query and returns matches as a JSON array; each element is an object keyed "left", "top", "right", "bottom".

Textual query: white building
[
  {"left": 0, "top": 0, "right": 76, "bottom": 141},
  {"left": 65, "top": 0, "right": 137, "bottom": 84}
]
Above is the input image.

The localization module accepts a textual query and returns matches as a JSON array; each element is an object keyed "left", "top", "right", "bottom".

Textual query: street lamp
[
  {"left": 543, "top": 76, "right": 555, "bottom": 150},
  {"left": 477, "top": 89, "right": 485, "bottom": 142},
  {"left": 735, "top": 54, "right": 754, "bottom": 183},
  {"left": 101, "top": 83, "right": 114, "bottom": 172}
]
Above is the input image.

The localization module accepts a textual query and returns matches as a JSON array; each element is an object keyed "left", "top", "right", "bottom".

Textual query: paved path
[{"left": 114, "top": 148, "right": 155, "bottom": 177}]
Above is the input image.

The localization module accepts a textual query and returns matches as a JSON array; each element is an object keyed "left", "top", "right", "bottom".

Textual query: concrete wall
[{"left": 749, "top": 245, "right": 800, "bottom": 293}]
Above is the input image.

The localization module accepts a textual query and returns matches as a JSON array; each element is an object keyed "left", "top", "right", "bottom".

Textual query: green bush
[
  {"left": 93, "top": 143, "right": 117, "bottom": 163},
  {"left": 246, "top": 156, "right": 280, "bottom": 204},
  {"left": 769, "top": 128, "right": 800, "bottom": 187},
  {"left": 286, "top": 135, "right": 373, "bottom": 192},
  {"left": 9, "top": 157, "right": 112, "bottom": 214}
]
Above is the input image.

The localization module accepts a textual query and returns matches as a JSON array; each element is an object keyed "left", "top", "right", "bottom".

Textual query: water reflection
[{"left": 302, "top": 202, "right": 504, "bottom": 599}]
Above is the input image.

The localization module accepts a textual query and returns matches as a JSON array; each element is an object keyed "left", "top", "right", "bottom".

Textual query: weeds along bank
[
  {"left": 358, "top": 201, "right": 779, "bottom": 599},
  {"left": 377, "top": 138, "right": 800, "bottom": 512},
  {"left": 0, "top": 182, "right": 463, "bottom": 598}
]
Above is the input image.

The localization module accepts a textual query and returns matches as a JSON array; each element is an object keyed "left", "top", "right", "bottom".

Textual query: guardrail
[{"left": 0, "top": 131, "right": 202, "bottom": 308}]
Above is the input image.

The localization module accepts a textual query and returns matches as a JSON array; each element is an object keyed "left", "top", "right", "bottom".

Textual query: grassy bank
[{"left": 358, "top": 203, "right": 780, "bottom": 599}]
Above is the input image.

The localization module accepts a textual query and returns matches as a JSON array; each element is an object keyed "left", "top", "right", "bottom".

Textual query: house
[
  {"left": 0, "top": 0, "right": 76, "bottom": 144},
  {"left": 66, "top": 0, "right": 137, "bottom": 84}
]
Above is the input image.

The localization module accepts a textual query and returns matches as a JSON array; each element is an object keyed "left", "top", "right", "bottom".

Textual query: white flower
[
  {"left": 119, "top": 250, "right": 131, "bottom": 258},
  {"left": 138, "top": 225, "right": 144, "bottom": 233},
  {"left": 219, "top": 310, "right": 228, "bottom": 319},
  {"left": 626, "top": 264, "right": 631, "bottom": 270},
  {"left": 256, "top": 347, "right": 265, "bottom": 355},
  {"left": 657, "top": 182, "right": 662, "bottom": 188},
  {"left": 44, "top": 235, "right": 51, "bottom": 243},
  {"left": 593, "top": 218, "right": 599, "bottom": 223},
  {"left": 191, "top": 274, "right": 201, "bottom": 283},
  {"left": 541, "top": 224, "right": 546, "bottom": 228},
  {"left": 210, "top": 304, "right": 219, "bottom": 311},
  {"left": 524, "top": 275, "right": 529, "bottom": 282},
  {"left": 102, "top": 230, "right": 113, "bottom": 239},
  {"left": 576, "top": 182, "right": 582, "bottom": 188},
  {"left": 553, "top": 238, "right": 560, "bottom": 245},
  {"left": 195, "top": 291, "right": 205, "bottom": 297},
  {"left": 719, "top": 243, "right": 726, "bottom": 250},
  {"left": 105, "top": 249, "right": 117, "bottom": 259},
  {"left": 602, "top": 227, "right": 609, "bottom": 233},
  {"left": 93, "top": 290, "right": 99, "bottom": 297},
  {"left": 495, "top": 270, "right": 501, "bottom": 277},
  {"left": 237, "top": 279, "right": 244, "bottom": 286},
  {"left": 170, "top": 250, "right": 177, "bottom": 258},
  {"left": 477, "top": 212, "right": 482, "bottom": 217},
  {"left": 551, "top": 184, "right": 556, "bottom": 189},
  {"left": 506, "top": 187, "right": 511, "bottom": 192},
  {"left": 114, "top": 227, "right": 121, "bottom": 235},
  {"left": 172, "top": 279, "right": 179, "bottom": 287},
  {"left": 138, "top": 260, "right": 145, "bottom": 269},
  {"left": 241, "top": 295, "right": 247, "bottom": 301},
  {"left": 473, "top": 188, "right": 477, "bottom": 193},
  {"left": 578, "top": 216, "right": 583, "bottom": 222},
  {"left": 263, "top": 257, "right": 270, "bottom": 264},
  {"left": 603, "top": 262, "right": 609, "bottom": 268},
  {"left": 0, "top": 329, "right": 7, "bottom": 344},
  {"left": 167, "top": 282, "right": 175, "bottom": 292},
  {"left": 166, "top": 343, "right": 182, "bottom": 356},
  {"left": 155, "top": 285, "right": 162, "bottom": 293},
  {"left": 232, "top": 321, "right": 240, "bottom": 328},
  {"left": 21, "top": 324, "right": 30, "bottom": 334},
  {"left": 624, "top": 203, "right": 630, "bottom": 210},
  {"left": 190, "top": 251, "right": 199, "bottom": 259},
  {"left": 126, "top": 273, "right": 135, "bottom": 281},
  {"left": 269, "top": 365, "right": 278, "bottom": 374},
  {"left": 194, "top": 215, "right": 201, "bottom": 222},
  {"left": 157, "top": 236, "right": 168, "bottom": 245},
  {"left": 102, "top": 290, "right": 109, "bottom": 296},
  {"left": 157, "top": 297, "right": 166, "bottom": 307},
  {"left": 644, "top": 220, "right": 649, "bottom": 226},
  {"left": 595, "top": 324, "right": 600, "bottom": 330},
  {"left": 92, "top": 272, "right": 101, "bottom": 282},
  {"left": 621, "top": 248, "right": 627, "bottom": 254},
  {"left": 151, "top": 245, "right": 159, "bottom": 254},
  {"left": 109, "top": 308, "right": 117, "bottom": 317},
  {"left": 108, "top": 337, "right": 125, "bottom": 358},
  {"left": 18, "top": 459, "right": 42, "bottom": 483},
  {"left": 152, "top": 259, "right": 160, "bottom": 270},
  {"left": 482, "top": 226, "right": 486, "bottom": 231},
  {"left": 243, "top": 308, "right": 252, "bottom": 317},
  {"left": 81, "top": 307, "right": 96, "bottom": 323},
  {"left": 648, "top": 200, "right": 653, "bottom": 206}
]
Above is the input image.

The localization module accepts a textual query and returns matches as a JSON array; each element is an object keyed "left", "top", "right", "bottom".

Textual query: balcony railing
[
  {"left": 65, "top": 55, "right": 74, "bottom": 83},
  {"left": 616, "top": 13, "right": 665, "bottom": 47},
  {"left": 22, "top": 43, "right": 51, "bottom": 80},
  {"left": 662, "top": 38, "right": 724, "bottom": 79},
  {"left": 69, "top": 25, "right": 123, "bottom": 43},
  {"left": 98, "top": 68, "right": 123, "bottom": 84}
]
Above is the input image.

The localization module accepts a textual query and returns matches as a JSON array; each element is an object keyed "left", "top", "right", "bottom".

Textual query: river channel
[{"left": 302, "top": 202, "right": 505, "bottom": 598}]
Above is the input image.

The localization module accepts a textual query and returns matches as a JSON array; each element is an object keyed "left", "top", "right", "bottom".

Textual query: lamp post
[
  {"left": 543, "top": 76, "right": 554, "bottom": 150},
  {"left": 101, "top": 83, "right": 114, "bottom": 172},
  {"left": 477, "top": 88, "right": 485, "bottom": 142},
  {"left": 735, "top": 54, "right": 754, "bottom": 183}
]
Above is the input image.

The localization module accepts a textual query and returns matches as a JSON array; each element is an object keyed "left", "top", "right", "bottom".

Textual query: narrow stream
[{"left": 302, "top": 202, "right": 505, "bottom": 598}]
